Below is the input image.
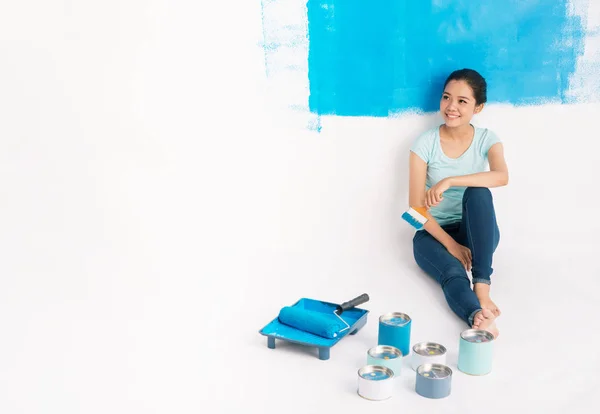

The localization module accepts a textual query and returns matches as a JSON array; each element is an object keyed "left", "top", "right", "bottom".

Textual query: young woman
[{"left": 408, "top": 69, "right": 508, "bottom": 338}]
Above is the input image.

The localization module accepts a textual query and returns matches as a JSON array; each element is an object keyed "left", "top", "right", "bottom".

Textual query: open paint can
[
  {"left": 377, "top": 312, "right": 412, "bottom": 357},
  {"left": 411, "top": 342, "right": 447, "bottom": 371},
  {"left": 367, "top": 345, "right": 403, "bottom": 377},
  {"left": 357, "top": 365, "right": 394, "bottom": 401},
  {"left": 458, "top": 329, "right": 494, "bottom": 375},
  {"left": 415, "top": 363, "right": 452, "bottom": 399}
]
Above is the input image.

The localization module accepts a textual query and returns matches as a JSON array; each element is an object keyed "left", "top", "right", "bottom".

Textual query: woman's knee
[
  {"left": 439, "top": 264, "right": 469, "bottom": 288},
  {"left": 464, "top": 186, "right": 491, "bottom": 198},
  {"left": 463, "top": 187, "right": 492, "bottom": 204}
]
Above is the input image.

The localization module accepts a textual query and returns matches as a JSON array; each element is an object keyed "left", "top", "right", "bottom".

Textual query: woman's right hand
[{"left": 446, "top": 241, "right": 472, "bottom": 271}]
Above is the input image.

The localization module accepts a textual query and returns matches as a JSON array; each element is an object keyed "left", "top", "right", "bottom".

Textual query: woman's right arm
[{"left": 409, "top": 152, "right": 465, "bottom": 257}]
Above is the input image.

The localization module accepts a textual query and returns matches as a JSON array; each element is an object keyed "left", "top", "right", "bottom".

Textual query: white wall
[{"left": 1, "top": 1, "right": 599, "bottom": 413}]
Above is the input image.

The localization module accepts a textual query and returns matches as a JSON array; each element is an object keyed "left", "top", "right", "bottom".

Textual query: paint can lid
[
  {"left": 460, "top": 329, "right": 494, "bottom": 343},
  {"left": 379, "top": 312, "right": 411, "bottom": 326},
  {"left": 368, "top": 345, "right": 402, "bottom": 360},
  {"left": 412, "top": 342, "right": 446, "bottom": 356},
  {"left": 358, "top": 365, "right": 394, "bottom": 381},
  {"left": 417, "top": 363, "right": 452, "bottom": 379}
]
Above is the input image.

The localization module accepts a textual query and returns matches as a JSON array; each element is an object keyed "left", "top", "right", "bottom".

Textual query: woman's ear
[{"left": 474, "top": 103, "right": 485, "bottom": 114}]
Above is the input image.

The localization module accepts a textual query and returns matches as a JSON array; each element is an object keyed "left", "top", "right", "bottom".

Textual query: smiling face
[{"left": 440, "top": 79, "right": 484, "bottom": 128}]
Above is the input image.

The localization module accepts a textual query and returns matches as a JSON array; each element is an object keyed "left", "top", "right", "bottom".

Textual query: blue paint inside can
[
  {"left": 383, "top": 317, "right": 409, "bottom": 326},
  {"left": 372, "top": 351, "right": 399, "bottom": 359},
  {"left": 361, "top": 371, "right": 391, "bottom": 381}
]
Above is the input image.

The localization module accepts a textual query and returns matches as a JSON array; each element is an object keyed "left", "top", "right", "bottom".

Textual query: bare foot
[
  {"left": 471, "top": 309, "right": 499, "bottom": 338},
  {"left": 478, "top": 296, "right": 501, "bottom": 317},
  {"left": 474, "top": 284, "right": 501, "bottom": 317}
]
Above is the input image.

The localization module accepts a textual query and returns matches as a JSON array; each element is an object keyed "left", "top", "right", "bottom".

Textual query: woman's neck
[{"left": 441, "top": 124, "right": 474, "bottom": 141}]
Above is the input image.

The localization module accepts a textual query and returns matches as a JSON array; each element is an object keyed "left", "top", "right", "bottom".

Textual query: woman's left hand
[{"left": 426, "top": 178, "right": 452, "bottom": 209}]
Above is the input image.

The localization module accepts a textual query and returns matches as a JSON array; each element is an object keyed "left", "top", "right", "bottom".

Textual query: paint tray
[{"left": 259, "top": 297, "right": 369, "bottom": 360}]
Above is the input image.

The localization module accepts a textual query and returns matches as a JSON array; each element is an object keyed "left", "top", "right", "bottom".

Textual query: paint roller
[{"left": 278, "top": 293, "right": 370, "bottom": 339}]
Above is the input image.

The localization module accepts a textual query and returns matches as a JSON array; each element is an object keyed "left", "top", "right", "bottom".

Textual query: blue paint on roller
[
  {"left": 307, "top": 0, "right": 589, "bottom": 116},
  {"left": 278, "top": 306, "right": 347, "bottom": 339},
  {"left": 259, "top": 298, "right": 370, "bottom": 360}
]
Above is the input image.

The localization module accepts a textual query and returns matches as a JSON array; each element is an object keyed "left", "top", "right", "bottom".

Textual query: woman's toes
[
  {"left": 481, "top": 308, "right": 495, "bottom": 319},
  {"left": 472, "top": 312, "right": 484, "bottom": 328}
]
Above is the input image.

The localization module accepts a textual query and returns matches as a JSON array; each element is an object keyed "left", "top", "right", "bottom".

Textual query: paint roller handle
[{"left": 336, "top": 293, "right": 370, "bottom": 314}]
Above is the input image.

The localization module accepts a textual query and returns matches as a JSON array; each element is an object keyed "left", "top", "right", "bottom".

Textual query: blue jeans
[{"left": 412, "top": 187, "right": 500, "bottom": 327}]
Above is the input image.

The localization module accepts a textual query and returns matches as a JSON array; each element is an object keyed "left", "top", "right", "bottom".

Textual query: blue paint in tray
[{"left": 259, "top": 298, "right": 369, "bottom": 358}]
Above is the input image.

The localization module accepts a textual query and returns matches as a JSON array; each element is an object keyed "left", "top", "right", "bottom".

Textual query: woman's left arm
[
  {"left": 449, "top": 143, "right": 509, "bottom": 187},
  {"left": 425, "top": 143, "right": 509, "bottom": 209}
]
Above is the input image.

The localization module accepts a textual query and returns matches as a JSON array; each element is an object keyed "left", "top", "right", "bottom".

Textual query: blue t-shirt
[{"left": 410, "top": 125, "right": 501, "bottom": 227}]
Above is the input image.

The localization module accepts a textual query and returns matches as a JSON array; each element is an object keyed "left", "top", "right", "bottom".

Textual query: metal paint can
[
  {"left": 458, "top": 329, "right": 494, "bottom": 375},
  {"left": 377, "top": 312, "right": 412, "bottom": 357},
  {"left": 367, "top": 345, "right": 403, "bottom": 377},
  {"left": 411, "top": 342, "right": 447, "bottom": 371},
  {"left": 415, "top": 363, "right": 452, "bottom": 399},
  {"left": 357, "top": 365, "right": 395, "bottom": 401}
]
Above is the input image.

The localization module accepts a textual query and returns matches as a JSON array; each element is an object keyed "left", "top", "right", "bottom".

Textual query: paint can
[
  {"left": 411, "top": 342, "right": 447, "bottom": 371},
  {"left": 415, "top": 363, "right": 452, "bottom": 399},
  {"left": 357, "top": 365, "right": 395, "bottom": 401},
  {"left": 457, "top": 329, "right": 494, "bottom": 375},
  {"left": 377, "top": 312, "right": 412, "bottom": 357},
  {"left": 367, "top": 345, "right": 403, "bottom": 377}
]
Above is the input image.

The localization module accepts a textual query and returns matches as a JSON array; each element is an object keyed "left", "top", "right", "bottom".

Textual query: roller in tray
[{"left": 259, "top": 296, "right": 370, "bottom": 360}]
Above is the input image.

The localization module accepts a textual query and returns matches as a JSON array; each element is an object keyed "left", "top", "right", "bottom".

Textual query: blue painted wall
[{"left": 307, "top": 0, "right": 587, "bottom": 116}]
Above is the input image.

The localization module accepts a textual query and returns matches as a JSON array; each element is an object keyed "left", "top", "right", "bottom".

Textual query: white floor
[
  {"left": 230, "top": 242, "right": 600, "bottom": 414},
  {"left": 2, "top": 212, "right": 598, "bottom": 413}
]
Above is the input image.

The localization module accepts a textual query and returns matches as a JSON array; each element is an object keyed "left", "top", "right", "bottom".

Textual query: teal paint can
[
  {"left": 377, "top": 312, "right": 412, "bottom": 357},
  {"left": 367, "top": 345, "right": 403, "bottom": 378},
  {"left": 457, "top": 329, "right": 495, "bottom": 375}
]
